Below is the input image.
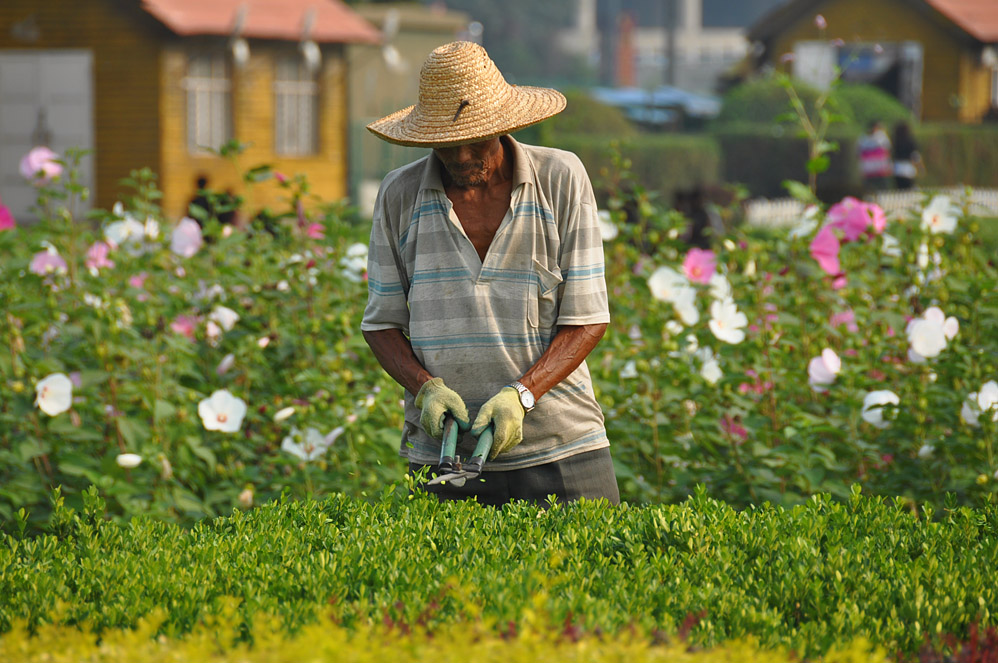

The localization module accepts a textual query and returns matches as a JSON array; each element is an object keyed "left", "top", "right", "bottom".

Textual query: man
[{"left": 361, "top": 41, "right": 618, "bottom": 506}]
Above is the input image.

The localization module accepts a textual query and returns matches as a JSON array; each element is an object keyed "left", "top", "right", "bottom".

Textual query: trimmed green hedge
[
  {"left": 1, "top": 487, "right": 995, "bottom": 659},
  {"left": 711, "top": 123, "right": 861, "bottom": 199},
  {"left": 708, "top": 124, "right": 998, "bottom": 199},
  {"left": 916, "top": 124, "right": 998, "bottom": 189},
  {"left": 0, "top": 615, "right": 886, "bottom": 663},
  {"left": 832, "top": 83, "right": 914, "bottom": 131},
  {"left": 554, "top": 134, "right": 722, "bottom": 202}
]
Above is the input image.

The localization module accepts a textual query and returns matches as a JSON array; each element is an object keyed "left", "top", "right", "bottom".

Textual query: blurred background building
[
  {"left": 0, "top": 0, "right": 379, "bottom": 221},
  {"left": 2, "top": 0, "right": 997, "bottom": 221},
  {"left": 747, "top": 0, "right": 998, "bottom": 123}
]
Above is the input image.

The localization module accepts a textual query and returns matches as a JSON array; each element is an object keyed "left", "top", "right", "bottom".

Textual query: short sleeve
[
  {"left": 556, "top": 199, "right": 610, "bottom": 326},
  {"left": 360, "top": 184, "right": 410, "bottom": 333}
]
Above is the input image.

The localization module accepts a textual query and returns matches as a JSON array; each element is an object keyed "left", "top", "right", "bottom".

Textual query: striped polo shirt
[{"left": 361, "top": 136, "right": 610, "bottom": 471}]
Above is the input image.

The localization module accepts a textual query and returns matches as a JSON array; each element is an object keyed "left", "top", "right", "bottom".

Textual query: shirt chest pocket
[{"left": 528, "top": 260, "right": 563, "bottom": 330}]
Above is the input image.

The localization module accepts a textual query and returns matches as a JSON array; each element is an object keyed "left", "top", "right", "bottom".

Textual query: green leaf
[
  {"left": 117, "top": 417, "right": 150, "bottom": 448},
  {"left": 806, "top": 155, "right": 831, "bottom": 174},
  {"left": 154, "top": 399, "right": 177, "bottom": 424},
  {"left": 185, "top": 436, "right": 217, "bottom": 470},
  {"left": 782, "top": 180, "right": 817, "bottom": 203}
]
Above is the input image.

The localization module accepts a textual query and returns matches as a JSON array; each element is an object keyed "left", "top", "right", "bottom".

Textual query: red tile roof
[
  {"left": 141, "top": 0, "right": 381, "bottom": 44},
  {"left": 926, "top": 0, "right": 998, "bottom": 43}
]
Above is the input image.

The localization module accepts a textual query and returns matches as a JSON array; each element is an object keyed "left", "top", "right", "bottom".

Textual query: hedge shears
[{"left": 426, "top": 414, "right": 494, "bottom": 487}]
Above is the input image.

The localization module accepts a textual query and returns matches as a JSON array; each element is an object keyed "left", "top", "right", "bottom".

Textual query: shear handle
[
  {"left": 461, "top": 425, "right": 494, "bottom": 476},
  {"left": 437, "top": 413, "right": 459, "bottom": 473}
]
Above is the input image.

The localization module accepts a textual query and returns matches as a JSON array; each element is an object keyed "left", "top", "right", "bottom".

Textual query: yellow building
[
  {"left": 748, "top": 0, "right": 998, "bottom": 122},
  {"left": 0, "top": 0, "right": 379, "bottom": 221}
]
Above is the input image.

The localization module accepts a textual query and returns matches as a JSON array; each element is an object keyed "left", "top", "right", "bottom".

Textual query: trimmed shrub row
[
  {"left": 549, "top": 124, "right": 998, "bottom": 202},
  {"left": 1, "top": 487, "right": 996, "bottom": 659},
  {"left": 0, "top": 613, "right": 888, "bottom": 663}
]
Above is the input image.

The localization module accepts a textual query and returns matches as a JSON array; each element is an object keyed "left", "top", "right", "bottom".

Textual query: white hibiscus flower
[
  {"left": 861, "top": 390, "right": 900, "bottom": 429},
  {"left": 35, "top": 373, "right": 73, "bottom": 416},
  {"left": 598, "top": 210, "right": 619, "bottom": 241},
  {"left": 708, "top": 298, "right": 747, "bottom": 345},
  {"left": 198, "top": 389, "right": 247, "bottom": 433},
  {"left": 920, "top": 195, "right": 958, "bottom": 235},
  {"left": 281, "top": 426, "right": 336, "bottom": 462},
  {"left": 807, "top": 348, "right": 841, "bottom": 392}
]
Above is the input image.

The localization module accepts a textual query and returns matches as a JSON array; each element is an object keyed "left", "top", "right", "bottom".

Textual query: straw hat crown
[{"left": 367, "top": 41, "right": 566, "bottom": 148}]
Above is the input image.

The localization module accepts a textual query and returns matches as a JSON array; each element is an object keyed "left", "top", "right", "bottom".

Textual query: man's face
[{"left": 434, "top": 138, "right": 503, "bottom": 187}]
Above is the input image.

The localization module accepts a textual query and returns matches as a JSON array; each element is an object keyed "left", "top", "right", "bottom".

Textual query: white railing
[{"left": 745, "top": 188, "right": 998, "bottom": 227}]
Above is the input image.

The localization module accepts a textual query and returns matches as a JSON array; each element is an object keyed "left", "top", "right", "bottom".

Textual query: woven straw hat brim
[{"left": 367, "top": 85, "right": 566, "bottom": 148}]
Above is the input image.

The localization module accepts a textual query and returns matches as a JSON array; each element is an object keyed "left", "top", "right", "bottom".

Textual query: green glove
[
  {"left": 414, "top": 377, "right": 470, "bottom": 439},
  {"left": 472, "top": 387, "right": 525, "bottom": 459}
]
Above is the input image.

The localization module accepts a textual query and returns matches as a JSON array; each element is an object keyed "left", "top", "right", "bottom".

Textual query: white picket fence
[{"left": 744, "top": 188, "right": 998, "bottom": 228}]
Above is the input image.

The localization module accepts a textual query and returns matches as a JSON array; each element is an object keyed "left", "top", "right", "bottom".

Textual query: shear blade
[{"left": 427, "top": 472, "right": 468, "bottom": 487}]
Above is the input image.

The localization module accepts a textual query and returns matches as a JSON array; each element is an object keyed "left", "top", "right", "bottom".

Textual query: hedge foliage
[
  {"left": 711, "top": 123, "right": 860, "bottom": 199},
  {"left": 0, "top": 611, "right": 888, "bottom": 663},
  {"left": 549, "top": 74, "right": 996, "bottom": 199},
  {"left": 555, "top": 133, "right": 722, "bottom": 202},
  {"left": 916, "top": 125, "right": 998, "bottom": 190},
  {"left": 1, "top": 487, "right": 996, "bottom": 659}
]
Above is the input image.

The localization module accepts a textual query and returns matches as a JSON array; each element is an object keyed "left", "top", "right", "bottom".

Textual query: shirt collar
[{"left": 418, "top": 135, "right": 534, "bottom": 193}]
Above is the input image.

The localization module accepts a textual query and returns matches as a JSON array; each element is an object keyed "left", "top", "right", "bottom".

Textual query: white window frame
[
  {"left": 274, "top": 56, "right": 319, "bottom": 156},
  {"left": 183, "top": 53, "right": 232, "bottom": 154}
]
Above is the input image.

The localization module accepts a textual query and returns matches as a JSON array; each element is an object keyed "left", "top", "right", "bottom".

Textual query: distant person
[
  {"left": 892, "top": 121, "right": 922, "bottom": 191},
  {"left": 187, "top": 175, "right": 212, "bottom": 227},
  {"left": 216, "top": 189, "right": 239, "bottom": 226},
  {"left": 674, "top": 187, "right": 724, "bottom": 250},
  {"left": 857, "top": 121, "right": 893, "bottom": 193}
]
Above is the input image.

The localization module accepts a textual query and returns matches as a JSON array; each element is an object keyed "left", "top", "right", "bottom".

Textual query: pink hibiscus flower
[
  {"left": 128, "top": 272, "right": 149, "bottom": 289},
  {"left": 827, "top": 197, "right": 870, "bottom": 242},
  {"left": 682, "top": 248, "right": 716, "bottom": 285},
  {"left": 170, "top": 314, "right": 200, "bottom": 340},
  {"left": 830, "top": 308, "right": 859, "bottom": 333},
  {"left": 85, "top": 241, "right": 115, "bottom": 272},
  {"left": 305, "top": 222, "right": 325, "bottom": 240},
  {"left": 30, "top": 249, "right": 68, "bottom": 275},
  {"left": 867, "top": 203, "right": 887, "bottom": 234},
  {"left": 809, "top": 226, "right": 841, "bottom": 275},
  {"left": 720, "top": 415, "right": 749, "bottom": 442},
  {"left": 0, "top": 199, "right": 14, "bottom": 231},
  {"left": 19, "top": 146, "right": 63, "bottom": 186}
]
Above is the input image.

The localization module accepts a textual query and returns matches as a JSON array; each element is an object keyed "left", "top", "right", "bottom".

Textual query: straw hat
[{"left": 366, "top": 41, "right": 566, "bottom": 148}]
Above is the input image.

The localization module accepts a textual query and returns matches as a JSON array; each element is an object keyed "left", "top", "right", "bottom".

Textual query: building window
[
  {"left": 184, "top": 54, "right": 232, "bottom": 153},
  {"left": 274, "top": 56, "right": 319, "bottom": 156}
]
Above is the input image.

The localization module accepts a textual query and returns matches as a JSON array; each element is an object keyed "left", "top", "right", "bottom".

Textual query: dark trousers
[{"left": 410, "top": 447, "right": 620, "bottom": 507}]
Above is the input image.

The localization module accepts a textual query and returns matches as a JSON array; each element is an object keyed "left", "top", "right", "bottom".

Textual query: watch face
[{"left": 520, "top": 389, "right": 535, "bottom": 409}]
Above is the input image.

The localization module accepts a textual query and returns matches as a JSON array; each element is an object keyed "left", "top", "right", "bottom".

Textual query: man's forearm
[
  {"left": 518, "top": 323, "right": 607, "bottom": 400},
  {"left": 362, "top": 329, "right": 433, "bottom": 396}
]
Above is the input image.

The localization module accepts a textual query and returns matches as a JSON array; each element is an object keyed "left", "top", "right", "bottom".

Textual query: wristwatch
[{"left": 508, "top": 381, "right": 536, "bottom": 413}]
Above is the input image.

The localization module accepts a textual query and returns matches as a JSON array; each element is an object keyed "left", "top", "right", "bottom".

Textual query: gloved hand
[
  {"left": 472, "top": 387, "right": 525, "bottom": 459},
  {"left": 414, "top": 377, "right": 470, "bottom": 439}
]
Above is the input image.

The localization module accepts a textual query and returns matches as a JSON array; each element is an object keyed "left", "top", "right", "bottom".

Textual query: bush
[
  {"left": 0, "top": 152, "right": 404, "bottom": 529},
  {"left": 556, "top": 133, "right": 722, "bottom": 204},
  {"left": 714, "top": 76, "right": 852, "bottom": 127},
  {"left": 711, "top": 123, "right": 861, "bottom": 199},
  {"left": 514, "top": 89, "right": 638, "bottom": 144},
  {"left": 3, "top": 614, "right": 880, "bottom": 663},
  {"left": 1, "top": 486, "right": 996, "bottom": 659},
  {"left": 916, "top": 124, "right": 998, "bottom": 188},
  {"left": 831, "top": 83, "right": 914, "bottom": 131},
  {"left": 2, "top": 144, "right": 998, "bottom": 528}
]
